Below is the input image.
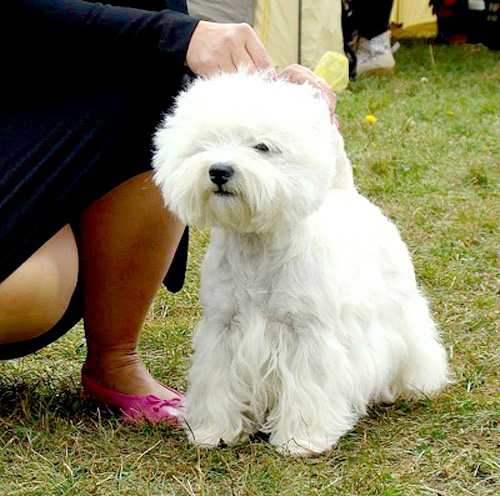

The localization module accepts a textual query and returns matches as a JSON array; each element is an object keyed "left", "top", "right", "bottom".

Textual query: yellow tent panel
[
  {"left": 391, "top": 0, "right": 436, "bottom": 27},
  {"left": 391, "top": 0, "right": 437, "bottom": 38},
  {"left": 253, "top": 0, "right": 343, "bottom": 70}
]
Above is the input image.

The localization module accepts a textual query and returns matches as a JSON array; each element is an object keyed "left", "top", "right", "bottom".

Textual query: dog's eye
[{"left": 253, "top": 143, "right": 271, "bottom": 153}]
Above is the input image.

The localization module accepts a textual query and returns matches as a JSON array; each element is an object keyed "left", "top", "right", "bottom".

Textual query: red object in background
[{"left": 429, "top": 0, "right": 499, "bottom": 49}]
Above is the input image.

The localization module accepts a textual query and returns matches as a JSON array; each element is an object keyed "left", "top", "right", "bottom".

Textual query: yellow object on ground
[{"left": 314, "top": 51, "right": 349, "bottom": 92}]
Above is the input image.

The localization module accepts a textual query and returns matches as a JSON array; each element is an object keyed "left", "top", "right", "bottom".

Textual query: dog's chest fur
[
  {"left": 202, "top": 230, "right": 308, "bottom": 325},
  {"left": 199, "top": 190, "right": 417, "bottom": 342}
]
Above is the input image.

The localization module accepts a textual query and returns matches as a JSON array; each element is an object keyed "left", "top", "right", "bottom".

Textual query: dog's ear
[
  {"left": 330, "top": 128, "right": 355, "bottom": 190},
  {"left": 307, "top": 87, "right": 353, "bottom": 189}
]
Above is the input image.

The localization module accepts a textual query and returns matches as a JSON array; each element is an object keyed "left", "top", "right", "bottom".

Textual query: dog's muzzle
[{"left": 209, "top": 163, "right": 234, "bottom": 194}]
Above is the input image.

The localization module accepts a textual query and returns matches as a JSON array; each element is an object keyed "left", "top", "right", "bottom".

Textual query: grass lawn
[{"left": 1, "top": 40, "right": 499, "bottom": 495}]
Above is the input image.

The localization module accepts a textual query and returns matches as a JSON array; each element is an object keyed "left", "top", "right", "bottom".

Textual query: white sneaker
[{"left": 356, "top": 30, "right": 396, "bottom": 75}]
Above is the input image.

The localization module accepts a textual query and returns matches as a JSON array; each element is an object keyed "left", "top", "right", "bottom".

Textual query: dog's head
[{"left": 153, "top": 70, "right": 353, "bottom": 233}]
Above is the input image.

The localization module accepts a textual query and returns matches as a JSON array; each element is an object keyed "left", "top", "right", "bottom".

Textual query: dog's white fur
[{"left": 153, "top": 71, "right": 448, "bottom": 456}]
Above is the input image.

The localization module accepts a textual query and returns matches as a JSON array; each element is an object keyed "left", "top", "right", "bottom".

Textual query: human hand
[
  {"left": 279, "top": 64, "right": 339, "bottom": 129},
  {"left": 186, "top": 21, "right": 271, "bottom": 77}
]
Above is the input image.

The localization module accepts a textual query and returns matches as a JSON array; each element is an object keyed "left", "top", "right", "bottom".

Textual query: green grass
[{"left": 1, "top": 41, "right": 499, "bottom": 495}]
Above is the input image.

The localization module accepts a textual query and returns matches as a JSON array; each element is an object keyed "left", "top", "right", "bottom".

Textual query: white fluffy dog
[{"left": 153, "top": 71, "right": 448, "bottom": 456}]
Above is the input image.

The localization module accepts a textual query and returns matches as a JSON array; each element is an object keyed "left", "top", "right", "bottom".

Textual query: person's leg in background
[{"left": 351, "top": 0, "right": 396, "bottom": 75}]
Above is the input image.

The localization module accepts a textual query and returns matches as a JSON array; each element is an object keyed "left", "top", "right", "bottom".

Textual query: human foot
[
  {"left": 82, "top": 352, "right": 185, "bottom": 423},
  {"left": 83, "top": 350, "right": 181, "bottom": 398},
  {"left": 82, "top": 372, "right": 185, "bottom": 424}
]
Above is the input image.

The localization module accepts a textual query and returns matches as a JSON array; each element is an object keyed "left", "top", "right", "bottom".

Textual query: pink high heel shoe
[{"left": 82, "top": 373, "right": 186, "bottom": 425}]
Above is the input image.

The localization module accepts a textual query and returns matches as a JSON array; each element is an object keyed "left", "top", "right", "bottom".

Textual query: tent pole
[{"left": 298, "top": 0, "right": 302, "bottom": 64}]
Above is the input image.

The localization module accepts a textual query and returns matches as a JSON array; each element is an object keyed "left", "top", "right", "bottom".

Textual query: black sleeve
[
  {"left": 0, "top": 0, "right": 199, "bottom": 85},
  {"left": 103, "top": 0, "right": 187, "bottom": 12}
]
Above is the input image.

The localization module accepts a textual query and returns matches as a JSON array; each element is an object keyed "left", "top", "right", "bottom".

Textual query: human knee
[{"left": 0, "top": 226, "right": 79, "bottom": 343}]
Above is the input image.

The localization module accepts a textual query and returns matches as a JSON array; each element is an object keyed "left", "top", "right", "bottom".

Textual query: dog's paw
[
  {"left": 186, "top": 425, "right": 253, "bottom": 449},
  {"left": 221, "top": 432, "right": 248, "bottom": 446},
  {"left": 185, "top": 427, "right": 222, "bottom": 448},
  {"left": 188, "top": 434, "right": 221, "bottom": 449},
  {"left": 399, "top": 340, "right": 449, "bottom": 398},
  {"left": 273, "top": 438, "right": 330, "bottom": 457}
]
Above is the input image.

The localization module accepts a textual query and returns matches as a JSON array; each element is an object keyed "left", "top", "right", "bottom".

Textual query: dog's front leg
[
  {"left": 185, "top": 317, "right": 256, "bottom": 448},
  {"left": 266, "top": 328, "right": 357, "bottom": 456}
]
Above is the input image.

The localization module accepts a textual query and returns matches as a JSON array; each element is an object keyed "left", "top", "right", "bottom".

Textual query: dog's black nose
[{"left": 209, "top": 163, "right": 234, "bottom": 187}]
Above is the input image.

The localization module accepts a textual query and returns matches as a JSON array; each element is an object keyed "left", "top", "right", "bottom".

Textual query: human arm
[{"left": 0, "top": 0, "right": 199, "bottom": 80}]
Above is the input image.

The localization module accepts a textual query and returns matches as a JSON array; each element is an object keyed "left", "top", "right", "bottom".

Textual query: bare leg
[
  {"left": 0, "top": 225, "right": 78, "bottom": 345},
  {"left": 79, "top": 171, "right": 184, "bottom": 400}
]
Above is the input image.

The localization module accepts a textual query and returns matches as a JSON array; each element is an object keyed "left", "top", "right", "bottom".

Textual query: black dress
[{"left": 0, "top": 0, "right": 199, "bottom": 358}]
